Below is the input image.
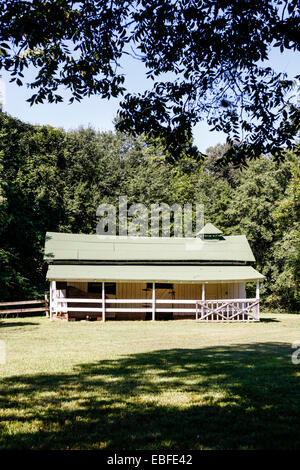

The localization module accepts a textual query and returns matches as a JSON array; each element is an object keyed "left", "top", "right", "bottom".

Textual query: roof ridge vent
[{"left": 197, "top": 222, "right": 223, "bottom": 239}]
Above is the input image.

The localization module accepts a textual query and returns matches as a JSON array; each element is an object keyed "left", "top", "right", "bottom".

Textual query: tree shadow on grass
[
  {"left": 0, "top": 342, "right": 299, "bottom": 450},
  {"left": 0, "top": 321, "right": 40, "bottom": 328},
  {"left": 259, "top": 317, "right": 280, "bottom": 323}
]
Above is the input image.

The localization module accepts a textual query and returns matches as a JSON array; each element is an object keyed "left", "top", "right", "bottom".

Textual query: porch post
[
  {"left": 49, "top": 280, "right": 56, "bottom": 321},
  {"left": 256, "top": 280, "right": 260, "bottom": 318},
  {"left": 152, "top": 282, "right": 155, "bottom": 321},
  {"left": 256, "top": 280, "right": 260, "bottom": 300},
  {"left": 102, "top": 281, "right": 106, "bottom": 322},
  {"left": 202, "top": 283, "right": 205, "bottom": 319}
]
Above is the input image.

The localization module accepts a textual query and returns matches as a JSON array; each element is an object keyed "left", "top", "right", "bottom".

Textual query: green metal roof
[
  {"left": 197, "top": 222, "right": 223, "bottom": 235},
  {"left": 44, "top": 232, "right": 255, "bottom": 262},
  {"left": 47, "top": 264, "right": 264, "bottom": 282}
]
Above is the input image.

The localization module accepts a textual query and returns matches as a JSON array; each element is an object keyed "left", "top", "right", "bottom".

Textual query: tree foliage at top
[{"left": 0, "top": 0, "right": 299, "bottom": 163}]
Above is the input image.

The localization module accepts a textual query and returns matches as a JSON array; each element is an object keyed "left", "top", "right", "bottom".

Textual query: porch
[{"left": 49, "top": 280, "right": 260, "bottom": 322}]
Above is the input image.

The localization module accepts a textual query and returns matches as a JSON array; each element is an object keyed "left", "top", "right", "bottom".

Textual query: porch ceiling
[{"left": 47, "top": 264, "right": 265, "bottom": 283}]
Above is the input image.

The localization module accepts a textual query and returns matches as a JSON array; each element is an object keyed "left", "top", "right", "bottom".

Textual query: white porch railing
[
  {"left": 53, "top": 297, "right": 260, "bottom": 321},
  {"left": 196, "top": 298, "right": 260, "bottom": 322},
  {"left": 54, "top": 298, "right": 198, "bottom": 314}
]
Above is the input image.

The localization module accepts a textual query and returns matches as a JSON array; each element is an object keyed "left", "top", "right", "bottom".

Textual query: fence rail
[
  {"left": 0, "top": 298, "right": 49, "bottom": 317},
  {"left": 54, "top": 298, "right": 199, "bottom": 313}
]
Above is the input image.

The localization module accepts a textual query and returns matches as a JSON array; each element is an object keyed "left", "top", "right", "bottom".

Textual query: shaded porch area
[{"left": 49, "top": 279, "right": 260, "bottom": 322}]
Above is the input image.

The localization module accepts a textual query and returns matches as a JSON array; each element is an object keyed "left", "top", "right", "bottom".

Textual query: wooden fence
[{"left": 0, "top": 297, "right": 49, "bottom": 317}]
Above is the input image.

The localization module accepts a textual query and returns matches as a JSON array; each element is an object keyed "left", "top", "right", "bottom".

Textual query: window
[
  {"left": 88, "top": 282, "right": 116, "bottom": 295},
  {"left": 56, "top": 281, "right": 67, "bottom": 290},
  {"left": 146, "top": 283, "right": 174, "bottom": 290},
  {"left": 88, "top": 282, "right": 102, "bottom": 294},
  {"left": 105, "top": 282, "right": 116, "bottom": 296}
]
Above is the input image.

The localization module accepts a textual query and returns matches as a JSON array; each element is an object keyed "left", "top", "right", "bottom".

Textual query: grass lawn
[{"left": 0, "top": 313, "right": 300, "bottom": 450}]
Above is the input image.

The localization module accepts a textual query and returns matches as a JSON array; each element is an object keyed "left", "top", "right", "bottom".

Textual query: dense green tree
[
  {"left": 224, "top": 155, "right": 296, "bottom": 304},
  {"left": 269, "top": 154, "right": 300, "bottom": 308},
  {"left": 0, "top": 113, "right": 173, "bottom": 299},
  {"left": 204, "top": 143, "right": 242, "bottom": 189},
  {"left": 59, "top": 128, "right": 173, "bottom": 232},
  {"left": 0, "top": 113, "right": 65, "bottom": 299}
]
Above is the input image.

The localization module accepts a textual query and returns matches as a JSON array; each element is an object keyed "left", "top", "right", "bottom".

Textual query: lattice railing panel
[{"left": 196, "top": 299, "right": 259, "bottom": 322}]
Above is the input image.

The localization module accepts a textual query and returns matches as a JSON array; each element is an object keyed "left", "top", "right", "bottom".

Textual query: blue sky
[{"left": 1, "top": 47, "right": 298, "bottom": 153}]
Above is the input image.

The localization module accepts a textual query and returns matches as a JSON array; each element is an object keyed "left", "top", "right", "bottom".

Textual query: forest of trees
[{"left": 0, "top": 111, "right": 299, "bottom": 310}]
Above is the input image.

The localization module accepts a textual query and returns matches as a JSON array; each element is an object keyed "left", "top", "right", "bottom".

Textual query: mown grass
[{"left": 0, "top": 314, "right": 299, "bottom": 450}]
